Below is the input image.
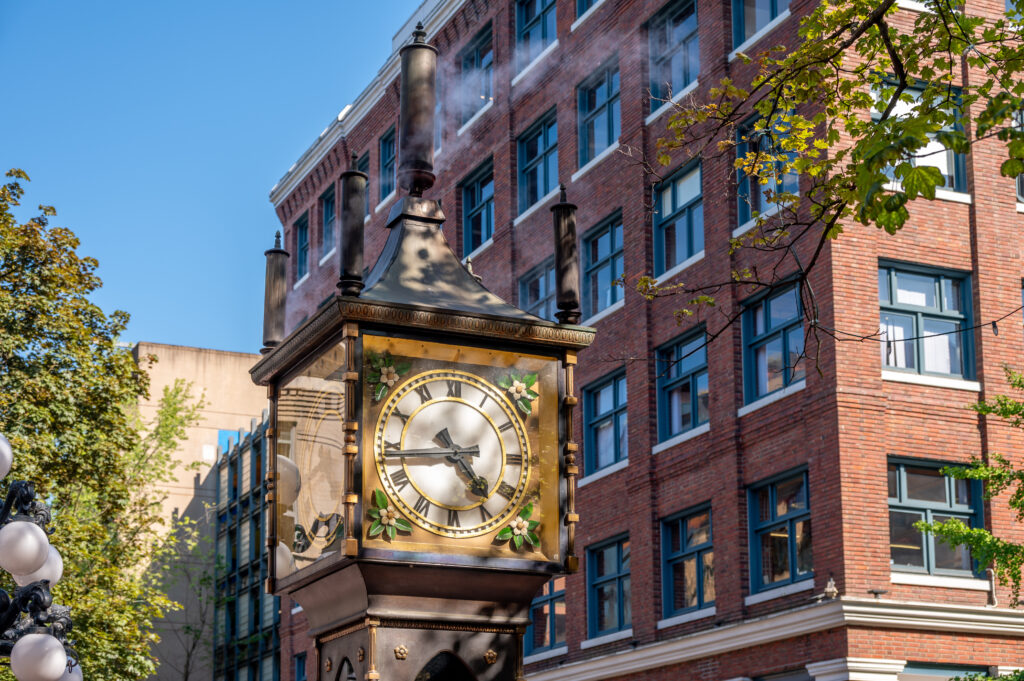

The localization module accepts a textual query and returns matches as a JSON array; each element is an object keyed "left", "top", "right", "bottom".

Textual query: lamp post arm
[
  {"left": 0, "top": 480, "right": 36, "bottom": 527},
  {"left": 0, "top": 582, "right": 53, "bottom": 637}
]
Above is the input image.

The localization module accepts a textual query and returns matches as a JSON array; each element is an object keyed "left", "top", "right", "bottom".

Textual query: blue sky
[{"left": 1, "top": 0, "right": 423, "bottom": 354}]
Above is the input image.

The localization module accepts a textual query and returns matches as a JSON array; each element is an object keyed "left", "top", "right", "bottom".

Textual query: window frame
[
  {"left": 577, "top": 0, "right": 599, "bottom": 15},
  {"left": 517, "top": 0, "right": 558, "bottom": 71},
  {"left": 583, "top": 371, "right": 628, "bottom": 475},
  {"left": 661, "top": 505, "right": 714, "bottom": 617},
  {"left": 732, "top": 0, "right": 790, "bottom": 48},
  {"left": 518, "top": 109, "right": 559, "bottom": 214},
  {"left": 742, "top": 283, "right": 805, "bottom": 403},
  {"left": 878, "top": 262, "right": 973, "bottom": 379},
  {"left": 582, "top": 214, "right": 624, "bottom": 318},
  {"left": 294, "top": 653, "right": 307, "bottom": 681},
  {"left": 357, "top": 153, "right": 371, "bottom": 217},
  {"left": 519, "top": 258, "right": 557, "bottom": 321},
  {"left": 649, "top": 0, "right": 700, "bottom": 103},
  {"left": 461, "top": 159, "right": 495, "bottom": 257},
  {"left": 654, "top": 161, "right": 704, "bottom": 275},
  {"left": 379, "top": 128, "right": 396, "bottom": 200},
  {"left": 319, "top": 186, "right": 335, "bottom": 258},
  {"left": 578, "top": 63, "right": 621, "bottom": 166},
  {"left": 587, "top": 535, "right": 631, "bottom": 637},
  {"left": 748, "top": 468, "right": 813, "bottom": 594},
  {"left": 736, "top": 116, "right": 799, "bottom": 227},
  {"left": 294, "top": 213, "right": 309, "bottom": 281},
  {"left": 460, "top": 26, "right": 494, "bottom": 125},
  {"left": 524, "top": 576, "right": 566, "bottom": 656},
  {"left": 887, "top": 458, "right": 983, "bottom": 577},
  {"left": 656, "top": 328, "right": 709, "bottom": 441}
]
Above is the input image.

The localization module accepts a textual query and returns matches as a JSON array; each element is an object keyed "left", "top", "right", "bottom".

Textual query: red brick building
[{"left": 267, "top": 0, "right": 1024, "bottom": 679}]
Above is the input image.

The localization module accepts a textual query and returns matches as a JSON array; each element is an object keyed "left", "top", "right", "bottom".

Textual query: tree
[{"left": 0, "top": 169, "right": 203, "bottom": 680}]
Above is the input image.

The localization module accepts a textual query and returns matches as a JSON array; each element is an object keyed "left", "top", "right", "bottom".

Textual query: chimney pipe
[
  {"left": 397, "top": 22, "right": 437, "bottom": 197},
  {"left": 338, "top": 153, "right": 368, "bottom": 296},
  {"left": 551, "top": 185, "right": 581, "bottom": 325},
  {"left": 262, "top": 231, "right": 289, "bottom": 353}
]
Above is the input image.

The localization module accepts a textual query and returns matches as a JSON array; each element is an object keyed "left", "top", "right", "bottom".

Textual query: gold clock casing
[{"left": 361, "top": 334, "right": 563, "bottom": 564}]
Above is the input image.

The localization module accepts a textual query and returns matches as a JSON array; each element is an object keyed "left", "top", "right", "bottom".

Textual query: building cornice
[
  {"left": 268, "top": 0, "right": 467, "bottom": 208},
  {"left": 527, "top": 598, "right": 1024, "bottom": 681}
]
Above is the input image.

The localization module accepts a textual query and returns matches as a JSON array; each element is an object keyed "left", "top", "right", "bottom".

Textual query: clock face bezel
[{"left": 373, "top": 368, "right": 532, "bottom": 538}]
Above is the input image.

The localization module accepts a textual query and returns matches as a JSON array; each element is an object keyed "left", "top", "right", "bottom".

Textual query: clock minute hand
[{"left": 384, "top": 445, "right": 481, "bottom": 458}]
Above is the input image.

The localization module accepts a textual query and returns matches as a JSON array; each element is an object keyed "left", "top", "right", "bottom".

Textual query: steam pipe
[
  {"left": 551, "top": 185, "right": 582, "bottom": 325},
  {"left": 397, "top": 22, "right": 437, "bottom": 197},
  {"left": 338, "top": 153, "right": 368, "bottom": 296},
  {"left": 261, "top": 232, "right": 289, "bottom": 353}
]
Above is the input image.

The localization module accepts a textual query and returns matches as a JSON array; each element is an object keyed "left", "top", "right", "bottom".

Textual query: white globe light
[
  {"left": 14, "top": 546, "right": 64, "bottom": 587},
  {"left": 11, "top": 633, "right": 68, "bottom": 681},
  {"left": 276, "top": 542, "right": 296, "bottom": 577},
  {"left": 61, "top": 661, "right": 83, "bottom": 681},
  {"left": 0, "top": 521, "right": 50, "bottom": 576},
  {"left": 0, "top": 433, "right": 12, "bottom": 481},
  {"left": 276, "top": 456, "right": 301, "bottom": 508}
]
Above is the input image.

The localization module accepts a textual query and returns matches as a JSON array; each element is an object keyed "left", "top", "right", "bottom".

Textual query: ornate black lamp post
[{"left": 0, "top": 435, "right": 80, "bottom": 681}]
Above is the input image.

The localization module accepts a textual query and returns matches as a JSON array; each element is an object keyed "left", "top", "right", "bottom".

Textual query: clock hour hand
[
  {"left": 448, "top": 451, "right": 489, "bottom": 497},
  {"left": 383, "top": 445, "right": 480, "bottom": 458}
]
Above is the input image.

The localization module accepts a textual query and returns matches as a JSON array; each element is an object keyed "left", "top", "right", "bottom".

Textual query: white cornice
[
  {"left": 526, "top": 598, "right": 1024, "bottom": 681},
  {"left": 269, "top": 0, "right": 468, "bottom": 208}
]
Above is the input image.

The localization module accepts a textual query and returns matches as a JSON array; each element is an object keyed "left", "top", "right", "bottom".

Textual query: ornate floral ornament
[
  {"left": 394, "top": 644, "right": 409, "bottom": 660},
  {"left": 367, "top": 489, "right": 413, "bottom": 540},
  {"left": 495, "top": 502, "right": 540, "bottom": 549},
  {"left": 484, "top": 649, "right": 498, "bottom": 665},
  {"left": 365, "top": 351, "right": 411, "bottom": 401},
  {"left": 498, "top": 371, "right": 539, "bottom": 414}
]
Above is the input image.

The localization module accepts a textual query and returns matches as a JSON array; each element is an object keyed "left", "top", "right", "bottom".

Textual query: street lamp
[{"left": 0, "top": 434, "right": 81, "bottom": 681}]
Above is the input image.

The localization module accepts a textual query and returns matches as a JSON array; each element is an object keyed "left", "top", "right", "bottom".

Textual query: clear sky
[{"left": 1, "top": 0, "right": 423, "bottom": 354}]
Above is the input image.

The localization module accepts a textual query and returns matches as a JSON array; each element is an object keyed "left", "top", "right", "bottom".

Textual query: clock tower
[{"left": 251, "top": 24, "right": 595, "bottom": 681}]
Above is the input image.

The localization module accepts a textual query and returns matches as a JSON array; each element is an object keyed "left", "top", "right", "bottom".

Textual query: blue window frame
[
  {"left": 525, "top": 576, "right": 566, "bottom": 655},
  {"left": 888, "top": 460, "right": 982, "bottom": 576},
  {"left": 742, "top": 284, "right": 804, "bottom": 402},
  {"left": 294, "top": 653, "right": 307, "bottom": 681},
  {"left": 654, "top": 163, "right": 703, "bottom": 275},
  {"left": 733, "top": 0, "right": 791, "bottom": 47},
  {"left": 320, "top": 187, "right": 335, "bottom": 258},
  {"left": 578, "top": 64, "right": 621, "bottom": 166},
  {"left": 649, "top": 0, "right": 699, "bottom": 103},
  {"left": 519, "top": 111, "right": 559, "bottom": 213},
  {"left": 357, "top": 153, "right": 370, "bottom": 218},
  {"left": 878, "top": 263, "right": 972, "bottom": 378},
  {"left": 1016, "top": 111, "right": 1023, "bottom": 202},
  {"left": 461, "top": 161, "right": 494, "bottom": 257},
  {"left": 749, "top": 470, "right": 812, "bottom": 593},
  {"left": 736, "top": 117, "right": 799, "bottom": 227},
  {"left": 587, "top": 536, "right": 631, "bottom": 636},
  {"left": 662, "top": 506, "right": 714, "bottom": 616},
  {"left": 657, "top": 330, "right": 708, "bottom": 441},
  {"left": 460, "top": 26, "right": 494, "bottom": 125},
  {"left": 517, "top": 0, "right": 557, "bottom": 71},
  {"left": 577, "top": 0, "right": 600, "bottom": 16},
  {"left": 519, "top": 259, "right": 557, "bottom": 321},
  {"left": 584, "top": 372, "right": 628, "bottom": 474},
  {"left": 379, "top": 128, "right": 396, "bottom": 200},
  {"left": 583, "top": 216, "right": 624, "bottom": 319},
  {"left": 294, "top": 214, "right": 309, "bottom": 281}
]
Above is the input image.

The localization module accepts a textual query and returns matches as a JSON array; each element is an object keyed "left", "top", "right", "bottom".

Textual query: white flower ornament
[
  {"left": 378, "top": 507, "right": 397, "bottom": 526},
  {"left": 508, "top": 380, "right": 528, "bottom": 400},
  {"left": 510, "top": 517, "right": 529, "bottom": 536},
  {"left": 381, "top": 366, "right": 399, "bottom": 387}
]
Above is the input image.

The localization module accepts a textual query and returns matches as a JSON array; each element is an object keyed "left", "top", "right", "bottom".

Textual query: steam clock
[{"left": 251, "top": 25, "right": 595, "bottom": 681}]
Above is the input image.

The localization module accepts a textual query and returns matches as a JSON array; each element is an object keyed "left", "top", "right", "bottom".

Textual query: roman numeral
[
  {"left": 506, "top": 453, "right": 523, "bottom": 465},
  {"left": 478, "top": 505, "right": 494, "bottom": 523},
  {"left": 392, "top": 409, "right": 410, "bottom": 424},
  {"left": 497, "top": 482, "right": 516, "bottom": 500},
  {"left": 414, "top": 495, "right": 431, "bottom": 516},
  {"left": 414, "top": 385, "right": 433, "bottom": 403},
  {"left": 391, "top": 468, "right": 410, "bottom": 492},
  {"left": 446, "top": 380, "right": 462, "bottom": 398},
  {"left": 479, "top": 394, "right": 489, "bottom": 408},
  {"left": 384, "top": 440, "right": 400, "bottom": 451},
  {"left": 498, "top": 421, "right": 514, "bottom": 433},
  {"left": 447, "top": 509, "right": 461, "bottom": 528}
]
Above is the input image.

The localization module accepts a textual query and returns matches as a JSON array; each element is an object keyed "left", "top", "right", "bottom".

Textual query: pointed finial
[
  {"left": 274, "top": 231, "right": 281, "bottom": 249},
  {"left": 559, "top": 184, "right": 567, "bottom": 203},
  {"left": 351, "top": 152, "right": 358, "bottom": 168},
  {"left": 413, "top": 21, "right": 426, "bottom": 43}
]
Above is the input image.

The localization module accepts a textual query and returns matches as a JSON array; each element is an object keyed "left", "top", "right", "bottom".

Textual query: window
[
  {"left": 899, "top": 665, "right": 989, "bottom": 681},
  {"left": 587, "top": 537, "right": 631, "bottom": 636},
  {"left": 736, "top": 117, "right": 799, "bottom": 226},
  {"left": 460, "top": 27, "right": 494, "bottom": 124},
  {"left": 583, "top": 216, "right": 624, "bottom": 318},
  {"left": 662, "top": 507, "right": 714, "bottom": 616},
  {"left": 357, "top": 153, "right": 370, "bottom": 218},
  {"left": 878, "top": 264, "right": 971, "bottom": 378},
  {"left": 872, "top": 84, "right": 967, "bottom": 193},
  {"left": 584, "top": 372, "right": 628, "bottom": 474},
  {"left": 294, "top": 214, "right": 309, "bottom": 281},
  {"left": 657, "top": 331, "right": 709, "bottom": 440},
  {"left": 519, "top": 111, "right": 559, "bottom": 213},
  {"left": 578, "top": 64, "right": 621, "bottom": 165},
  {"left": 520, "top": 260, "right": 557, "bottom": 321},
  {"left": 654, "top": 163, "right": 703, "bottom": 274},
  {"left": 578, "top": 0, "right": 600, "bottom": 15},
  {"left": 888, "top": 460, "right": 981, "bottom": 576},
  {"left": 294, "top": 653, "right": 307, "bottom": 681},
  {"left": 379, "top": 128, "right": 396, "bottom": 200},
  {"left": 749, "top": 470, "right": 812, "bottom": 592},
  {"left": 461, "top": 161, "right": 495, "bottom": 256},
  {"left": 525, "top": 576, "right": 566, "bottom": 655},
  {"left": 733, "top": 0, "right": 790, "bottom": 47},
  {"left": 517, "top": 0, "right": 557, "bottom": 70},
  {"left": 649, "top": 0, "right": 699, "bottom": 103},
  {"left": 320, "top": 187, "right": 335, "bottom": 258},
  {"left": 1016, "top": 111, "right": 1024, "bottom": 202},
  {"left": 743, "top": 284, "right": 804, "bottom": 402}
]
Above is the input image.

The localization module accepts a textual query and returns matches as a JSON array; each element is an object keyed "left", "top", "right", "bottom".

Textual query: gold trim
[
  {"left": 343, "top": 327, "right": 359, "bottom": 556},
  {"left": 378, "top": 618, "right": 519, "bottom": 635},
  {"left": 563, "top": 359, "right": 579, "bottom": 572},
  {"left": 319, "top": 618, "right": 370, "bottom": 644}
]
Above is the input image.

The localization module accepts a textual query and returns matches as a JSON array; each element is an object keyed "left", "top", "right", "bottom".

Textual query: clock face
[{"left": 374, "top": 370, "right": 531, "bottom": 537}]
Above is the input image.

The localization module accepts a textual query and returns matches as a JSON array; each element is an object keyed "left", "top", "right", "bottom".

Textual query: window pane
[
  {"left": 895, "top": 271, "right": 936, "bottom": 308},
  {"left": 691, "top": 203, "right": 704, "bottom": 255},
  {"left": 753, "top": 302, "right": 766, "bottom": 336},
  {"left": 942, "top": 278, "right": 961, "bottom": 312},
  {"left": 686, "top": 511, "right": 710, "bottom": 546},
  {"left": 530, "top": 602, "right": 551, "bottom": 649},
  {"left": 551, "top": 575, "right": 566, "bottom": 593},
  {"left": 668, "top": 379, "right": 692, "bottom": 434},
  {"left": 695, "top": 372, "right": 709, "bottom": 425},
  {"left": 594, "top": 544, "right": 616, "bottom": 577},
  {"left": 596, "top": 383, "right": 614, "bottom": 414},
  {"left": 906, "top": 466, "right": 947, "bottom": 503},
  {"left": 888, "top": 463, "right": 899, "bottom": 498},
  {"left": 617, "top": 411, "right": 628, "bottom": 459},
  {"left": 672, "top": 556, "right": 697, "bottom": 610},
  {"left": 775, "top": 475, "right": 807, "bottom": 517},
  {"left": 933, "top": 514, "right": 972, "bottom": 571},
  {"left": 787, "top": 326, "right": 805, "bottom": 383},
  {"left": 675, "top": 166, "right": 701, "bottom": 205},
  {"left": 617, "top": 376, "right": 627, "bottom": 403},
  {"left": 954, "top": 478, "right": 971, "bottom": 506},
  {"left": 621, "top": 574, "right": 631, "bottom": 624},
  {"left": 890, "top": 509, "right": 926, "bottom": 567},
  {"left": 553, "top": 595, "right": 566, "bottom": 644},
  {"left": 880, "top": 313, "right": 916, "bottom": 370},
  {"left": 702, "top": 550, "right": 715, "bottom": 603},
  {"left": 769, "top": 288, "right": 799, "bottom": 327},
  {"left": 761, "top": 525, "right": 790, "bottom": 584},
  {"left": 668, "top": 519, "right": 682, "bottom": 554},
  {"left": 595, "top": 419, "right": 615, "bottom": 468},
  {"left": 757, "top": 486, "right": 772, "bottom": 523},
  {"left": 596, "top": 582, "right": 618, "bottom": 631},
  {"left": 922, "top": 318, "right": 960, "bottom": 375},
  {"left": 879, "top": 269, "right": 890, "bottom": 303},
  {"left": 662, "top": 219, "right": 680, "bottom": 271},
  {"left": 621, "top": 539, "right": 630, "bottom": 568},
  {"left": 795, "top": 519, "right": 812, "bottom": 575},
  {"left": 678, "top": 336, "right": 706, "bottom": 374},
  {"left": 756, "top": 337, "right": 785, "bottom": 395}
]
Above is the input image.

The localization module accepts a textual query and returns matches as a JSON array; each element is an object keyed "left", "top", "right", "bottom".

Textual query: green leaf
[
  {"left": 394, "top": 361, "right": 412, "bottom": 375},
  {"left": 513, "top": 534, "right": 524, "bottom": 549},
  {"left": 517, "top": 398, "right": 532, "bottom": 414},
  {"left": 524, "top": 373, "right": 537, "bottom": 387},
  {"left": 496, "top": 527, "right": 513, "bottom": 541},
  {"left": 384, "top": 355, "right": 394, "bottom": 367},
  {"left": 373, "top": 489, "right": 388, "bottom": 508},
  {"left": 497, "top": 375, "right": 513, "bottom": 389},
  {"left": 519, "top": 502, "right": 533, "bottom": 519},
  {"left": 367, "top": 370, "right": 381, "bottom": 383},
  {"left": 387, "top": 524, "right": 397, "bottom": 540},
  {"left": 394, "top": 517, "right": 413, "bottom": 532},
  {"left": 528, "top": 520, "right": 540, "bottom": 530},
  {"left": 525, "top": 389, "right": 539, "bottom": 400},
  {"left": 374, "top": 383, "right": 388, "bottom": 402},
  {"left": 526, "top": 531, "right": 540, "bottom": 546},
  {"left": 368, "top": 520, "right": 384, "bottom": 537},
  {"left": 900, "top": 164, "right": 943, "bottom": 200},
  {"left": 368, "top": 508, "right": 380, "bottom": 519}
]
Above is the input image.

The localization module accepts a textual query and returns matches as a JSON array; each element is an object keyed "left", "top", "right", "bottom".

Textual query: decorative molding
[
  {"left": 511, "top": 40, "right": 559, "bottom": 88},
  {"left": 805, "top": 657, "right": 907, "bottom": 681},
  {"left": 570, "top": 0, "right": 608, "bottom": 31},
  {"left": 1015, "top": 202, "right": 1024, "bottom": 214},
  {"left": 579, "top": 628, "right": 634, "bottom": 650},
  {"left": 571, "top": 141, "right": 621, "bottom": 184},
  {"left": 729, "top": 10, "right": 792, "bottom": 61},
  {"left": 737, "top": 379, "right": 806, "bottom": 418},
  {"left": 651, "top": 423, "right": 710, "bottom": 455},
  {"left": 881, "top": 370, "right": 981, "bottom": 392},
  {"left": 890, "top": 571, "right": 990, "bottom": 591},
  {"left": 732, "top": 204, "right": 783, "bottom": 238},
  {"left": 577, "top": 458, "right": 629, "bottom": 488},
  {"left": 743, "top": 577, "right": 814, "bottom": 606},
  {"left": 645, "top": 80, "right": 699, "bottom": 126}
]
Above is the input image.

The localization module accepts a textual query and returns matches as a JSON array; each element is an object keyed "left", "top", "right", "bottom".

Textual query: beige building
[{"left": 133, "top": 342, "right": 267, "bottom": 681}]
